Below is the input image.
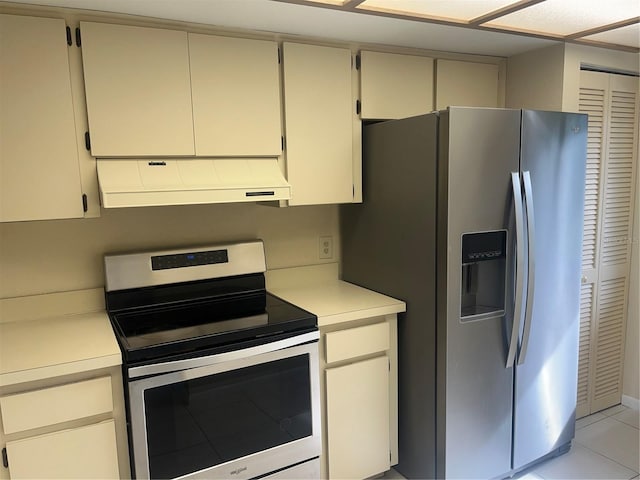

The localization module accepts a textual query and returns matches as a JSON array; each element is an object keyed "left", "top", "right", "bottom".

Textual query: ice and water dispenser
[{"left": 460, "top": 231, "right": 507, "bottom": 321}]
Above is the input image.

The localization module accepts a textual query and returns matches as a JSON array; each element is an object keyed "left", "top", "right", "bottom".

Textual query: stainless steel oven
[{"left": 104, "top": 241, "right": 321, "bottom": 480}]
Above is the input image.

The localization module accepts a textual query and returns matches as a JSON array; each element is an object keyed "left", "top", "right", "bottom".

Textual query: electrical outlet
[{"left": 319, "top": 235, "right": 333, "bottom": 259}]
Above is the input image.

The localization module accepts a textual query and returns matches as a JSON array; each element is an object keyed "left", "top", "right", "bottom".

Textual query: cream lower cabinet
[
  {"left": 0, "top": 375, "right": 125, "bottom": 479},
  {"left": 321, "top": 316, "right": 398, "bottom": 479},
  {"left": 5, "top": 421, "right": 119, "bottom": 479}
]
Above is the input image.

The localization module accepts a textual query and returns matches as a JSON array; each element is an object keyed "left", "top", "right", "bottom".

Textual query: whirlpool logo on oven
[{"left": 230, "top": 466, "right": 248, "bottom": 476}]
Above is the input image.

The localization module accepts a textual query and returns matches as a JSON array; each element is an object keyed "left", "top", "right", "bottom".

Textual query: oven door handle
[{"left": 128, "top": 330, "right": 319, "bottom": 379}]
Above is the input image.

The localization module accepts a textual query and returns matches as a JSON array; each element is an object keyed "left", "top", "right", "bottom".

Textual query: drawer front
[
  {"left": 325, "top": 322, "right": 389, "bottom": 364},
  {"left": 0, "top": 376, "right": 113, "bottom": 434}
]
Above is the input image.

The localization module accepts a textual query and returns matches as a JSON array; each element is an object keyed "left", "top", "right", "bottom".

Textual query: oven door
[{"left": 127, "top": 331, "right": 321, "bottom": 480}]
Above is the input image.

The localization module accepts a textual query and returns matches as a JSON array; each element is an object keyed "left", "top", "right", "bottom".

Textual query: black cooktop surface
[{"left": 105, "top": 275, "right": 316, "bottom": 366}]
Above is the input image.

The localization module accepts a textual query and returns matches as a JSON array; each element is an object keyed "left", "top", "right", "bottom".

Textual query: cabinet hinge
[
  {"left": 84, "top": 131, "right": 91, "bottom": 151},
  {"left": 356, "top": 99, "right": 361, "bottom": 115},
  {"left": 2, "top": 448, "right": 8, "bottom": 468},
  {"left": 65, "top": 25, "right": 72, "bottom": 46},
  {"left": 277, "top": 47, "right": 281, "bottom": 64},
  {"left": 82, "top": 193, "right": 88, "bottom": 213},
  {"left": 355, "top": 54, "right": 361, "bottom": 70},
  {"left": 281, "top": 136, "right": 285, "bottom": 151},
  {"left": 75, "top": 27, "right": 81, "bottom": 47}
]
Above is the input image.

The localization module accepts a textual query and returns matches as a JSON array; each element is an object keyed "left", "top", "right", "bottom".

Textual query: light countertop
[
  {"left": 0, "top": 264, "right": 404, "bottom": 386},
  {"left": 0, "top": 290, "right": 121, "bottom": 387},
  {"left": 266, "top": 263, "right": 405, "bottom": 327}
]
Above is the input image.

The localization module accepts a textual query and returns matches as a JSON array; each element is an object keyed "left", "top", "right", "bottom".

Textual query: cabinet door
[
  {"left": 5, "top": 420, "right": 119, "bottom": 479},
  {"left": 282, "top": 42, "right": 355, "bottom": 205},
  {"left": 80, "top": 22, "right": 194, "bottom": 156},
  {"left": 326, "top": 355, "right": 390, "bottom": 479},
  {"left": 0, "top": 14, "right": 83, "bottom": 222},
  {"left": 435, "top": 59, "right": 499, "bottom": 109},
  {"left": 360, "top": 51, "right": 434, "bottom": 120},
  {"left": 189, "top": 34, "right": 281, "bottom": 156}
]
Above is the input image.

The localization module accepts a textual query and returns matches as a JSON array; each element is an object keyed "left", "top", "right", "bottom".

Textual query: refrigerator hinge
[
  {"left": 2, "top": 448, "right": 8, "bottom": 468},
  {"left": 65, "top": 25, "right": 72, "bottom": 46},
  {"left": 75, "top": 27, "right": 81, "bottom": 47}
]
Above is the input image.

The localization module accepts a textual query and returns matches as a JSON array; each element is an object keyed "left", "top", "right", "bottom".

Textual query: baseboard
[{"left": 622, "top": 395, "right": 640, "bottom": 411}]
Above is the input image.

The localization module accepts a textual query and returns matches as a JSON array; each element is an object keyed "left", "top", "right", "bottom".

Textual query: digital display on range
[{"left": 151, "top": 249, "right": 229, "bottom": 270}]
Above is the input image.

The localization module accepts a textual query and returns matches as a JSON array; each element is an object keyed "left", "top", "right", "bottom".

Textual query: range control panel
[{"left": 151, "top": 249, "right": 229, "bottom": 271}]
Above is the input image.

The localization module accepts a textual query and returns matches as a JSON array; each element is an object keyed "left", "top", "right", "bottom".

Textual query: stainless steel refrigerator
[{"left": 340, "top": 107, "right": 588, "bottom": 479}]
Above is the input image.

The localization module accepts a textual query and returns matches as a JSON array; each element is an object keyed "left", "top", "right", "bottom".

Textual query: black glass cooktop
[{"left": 105, "top": 274, "right": 317, "bottom": 366}]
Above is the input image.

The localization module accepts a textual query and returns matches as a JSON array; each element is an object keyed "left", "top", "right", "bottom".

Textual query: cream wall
[
  {"left": 505, "top": 44, "right": 565, "bottom": 110},
  {"left": 561, "top": 44, "right": 640, "bottom": 112},
  {"left": 0, "top": 203, "right": 339, "bottom": 300}
]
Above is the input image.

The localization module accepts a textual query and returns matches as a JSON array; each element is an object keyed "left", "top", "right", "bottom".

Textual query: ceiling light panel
[
  {"left": 358, "top": 0, "right": 523, "bottom": 23},
  {"left": 305, "top": 0, "right": 349, "bottom": 5},
  {"left": 485, "top": 0, "right": 640, "bottom": 36},
  {"left": 582, "top": 23, "right": 640, "bottom": 48}
]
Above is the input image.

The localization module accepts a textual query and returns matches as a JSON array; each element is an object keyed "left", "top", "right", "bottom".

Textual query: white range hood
[{"left": 96, "top": 158, "right": 291, "bottom": 208}]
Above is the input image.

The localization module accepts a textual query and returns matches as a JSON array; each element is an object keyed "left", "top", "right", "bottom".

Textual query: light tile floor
[{"left": 383, "top": 404, "right": 639, "bottom": 480}]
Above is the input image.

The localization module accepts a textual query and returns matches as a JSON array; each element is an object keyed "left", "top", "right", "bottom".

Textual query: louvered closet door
[{"left": 577, "top": 70, "right": 639, "bottom": 417}]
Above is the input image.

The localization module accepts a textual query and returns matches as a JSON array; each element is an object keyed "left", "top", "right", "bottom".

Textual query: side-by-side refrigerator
[{"left": 340, "top": 107, "right": 588, "bottom": 479}]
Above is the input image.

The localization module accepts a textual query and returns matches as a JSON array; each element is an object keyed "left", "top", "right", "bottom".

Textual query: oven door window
[{"left": 142, "top": 354, "right": 312, "bottom": 479}]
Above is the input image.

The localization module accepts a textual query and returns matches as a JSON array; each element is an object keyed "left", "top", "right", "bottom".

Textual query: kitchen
[{"left": 0, "top": 1, "right": 638, "bottom": 479}]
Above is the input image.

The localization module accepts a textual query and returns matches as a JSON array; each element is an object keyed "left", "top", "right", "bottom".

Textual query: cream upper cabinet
[
  {"left": 360, "top": 50, "right": 434, "bottom": 120},
  {"left": 80, "top": 23, "right": 283, "bottom": 158},
  {"left": 189, "top": 34, "right": 282, "bottom": 156},
  {"left": 0, "top": 14, "right": 84, "bottom": 222},
  {"left": 436, "top": 59, "right": 500, "bottom": 109},
  {"left": 282, "top": 42, "right": 357, "bottom": 206},
  {"left": 80, "top": 22, "right": 195, "bottom": 157}
]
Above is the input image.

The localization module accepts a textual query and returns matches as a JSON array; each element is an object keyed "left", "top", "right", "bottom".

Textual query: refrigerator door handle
[
  {"left": 518, "top": 171, "right": 536, "bottom": 365},
  {"left": 507, "top": 172, "right": 525, "bottom": 368}
]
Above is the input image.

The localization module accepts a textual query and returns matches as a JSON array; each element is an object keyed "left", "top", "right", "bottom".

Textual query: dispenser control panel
[{"left": 462, "top": 231, "right": 506, "bottom": 264}]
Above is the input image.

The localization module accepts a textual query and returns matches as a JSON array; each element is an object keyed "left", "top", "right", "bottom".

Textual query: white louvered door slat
[{"left": 577, "top": 70, "right": 638, "bottom": 418}]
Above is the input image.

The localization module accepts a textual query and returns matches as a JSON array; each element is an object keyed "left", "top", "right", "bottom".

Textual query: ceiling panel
[
  {"left": 357, "top": 0, "right": 521, "bottom": 22},
  {"left": 484, "top": 0, "right": 639, "bottom": 36},
  {"left": 582, "top": 23, "right": 640, "bottom": 48}
]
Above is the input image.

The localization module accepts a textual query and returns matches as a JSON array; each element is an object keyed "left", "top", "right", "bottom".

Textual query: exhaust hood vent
[{"left": 97, "top": 158, "right": 291, "bottom": 208}]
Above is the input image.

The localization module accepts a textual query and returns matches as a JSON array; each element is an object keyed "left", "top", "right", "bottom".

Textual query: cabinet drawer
[
  {"left": 0, "top": 377, "right": 113, "bottom": 434},
  {"left": 325, "top": 322, "right": 389, "bottom": 364}
]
